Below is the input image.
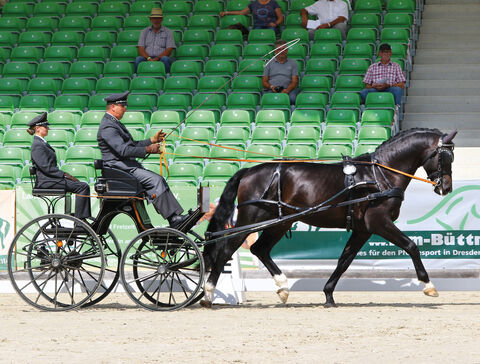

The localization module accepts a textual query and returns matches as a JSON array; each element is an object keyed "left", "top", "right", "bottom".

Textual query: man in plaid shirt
[{"left": 361, "top": 43, "right": 406, "bottom": 106}]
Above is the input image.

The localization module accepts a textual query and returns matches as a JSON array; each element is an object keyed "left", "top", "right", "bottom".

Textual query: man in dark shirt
[
  {"left": 28, "top": 113, "right": 91, "bottom": 219},
  {"left": 96, "top": 91, "right": 188, "bottom": 228}
]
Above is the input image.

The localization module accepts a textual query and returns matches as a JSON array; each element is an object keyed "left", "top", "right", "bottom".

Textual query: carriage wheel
[
  {"left": 81, "top": 227, "right": 121, "bottom": 308},
  {"left": 185, "top": 230, "right": 205, "bottom": 306},
  {"left": 7, "top": 214, "right": 105, "bottom": 311},
  {"left": 120, "top": 228, "right": 204, "bottom": 311}
]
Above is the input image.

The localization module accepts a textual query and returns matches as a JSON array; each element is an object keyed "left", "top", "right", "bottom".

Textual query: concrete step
[
  {"left": 410, "top": 65, "right": 480, "bottom": 80},
  {"left": 427, "top": 0, "right": 480, "bottom": 4},
  {"left": 405, "top": 103, "right": 480, "bottom": 113},
  {"left": 408, "top": 80, "right": 480, "bottom": 95},
  {"left": 419, "top": 21, "right": 480, "bottom": 33},
  {"left": 402, "top": 112, "right": 480, "bottom": 125},
  {"left": 413, "top": 52, "right": 480, "bottom": 64},
  {"left": 423, "top": 4, "right": 480, "bottom": 17},
  {"left": 400, "top": 122, "right": 480, "bottom": 147},
  {"left": 418, "top": 34, "right": 480, "bottom": 42}
]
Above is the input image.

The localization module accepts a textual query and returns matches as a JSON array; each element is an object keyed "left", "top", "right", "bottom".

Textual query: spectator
[
  {"left": 262, "top": 39, "right": 299, "bottom": 104},
  {"left": 300, "top": 0, "right": 348, "bottom": 41},
  {"left": 361, "top": 43, "right": 406, "bottom": 107},
  {"left": 220, "top": 0, "right": 283, "bottom": 36},
  {"left": 135, "top": 8, "right": 176, "bottom": 73}
]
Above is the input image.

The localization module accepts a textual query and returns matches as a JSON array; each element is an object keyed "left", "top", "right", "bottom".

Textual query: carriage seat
[
  {"left": 29, "top": 166, "right": 68, "bottom": 196},
  {"left": 94, "top": 160, "right": 144, "bottom": 197}
]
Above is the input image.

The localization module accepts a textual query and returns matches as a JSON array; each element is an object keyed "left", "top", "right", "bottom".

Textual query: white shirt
[
  {"left": 35, "top": 135, "right": 47, "bottom": 143},
  {"left": 305, "top": 0, "right": 349, "bottom": 24}
]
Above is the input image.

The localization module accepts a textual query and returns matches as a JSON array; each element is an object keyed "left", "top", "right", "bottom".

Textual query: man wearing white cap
[{"left": 135, "top": 8, "right": 176, "bottom": 73}]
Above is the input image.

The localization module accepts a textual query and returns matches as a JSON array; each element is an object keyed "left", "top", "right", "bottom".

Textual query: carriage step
[{"left": 176, "top": 208, "right": 204, "bottom": 233}]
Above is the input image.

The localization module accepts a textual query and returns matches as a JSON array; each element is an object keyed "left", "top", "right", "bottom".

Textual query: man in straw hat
[
  {"left": 135, "top": 8, "right": 176, "bottom": 73},
  {"left": 27, "top": 113, "right": 91, "bottom": 219},
  {"left": 97, "top": 91, "right": 190, "bottom": 228}
]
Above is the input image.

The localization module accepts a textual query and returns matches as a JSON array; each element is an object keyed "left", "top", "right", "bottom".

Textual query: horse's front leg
[
  {"left": 374, "top": 220, "right": 438, "bottom": 297},
  {"left": 323, "top": 230, "right": 372, "bottom": 308}
]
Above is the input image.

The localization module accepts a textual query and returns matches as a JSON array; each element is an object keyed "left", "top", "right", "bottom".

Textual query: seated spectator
[
  {"left": 220, "top": 0, "right": 283, "bottom": 36},
  {"left": 262, "top": 39, "right": 299, "bottom": 104},
  {"left": 135, "top": 8, "right": 176, "bottom": 73},
  {"left": 361, "top": 43, "right": 406, "bottom": 107},
  {"left": 300, "top": 0, "right": 348, "bottom": 41}
]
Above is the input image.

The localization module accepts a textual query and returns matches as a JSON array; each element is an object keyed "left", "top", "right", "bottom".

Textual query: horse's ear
[{"left": 443, "top": 130, "right": 458, "bottom": 144}]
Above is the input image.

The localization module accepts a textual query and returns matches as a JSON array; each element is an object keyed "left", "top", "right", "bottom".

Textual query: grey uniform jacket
[
  {"left": 97, "top": 112, "right": 152, "bottom": 171},
  {"left": 31, "top": 135, "right": 65, "bottom": 186}
]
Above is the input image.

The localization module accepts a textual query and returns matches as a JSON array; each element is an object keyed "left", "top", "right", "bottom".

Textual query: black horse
[{"left": 202, "top": 128, "right": 457, "bottom": 307}]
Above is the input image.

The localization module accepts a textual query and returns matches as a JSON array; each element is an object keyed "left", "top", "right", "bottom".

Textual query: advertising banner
[{"left": 0, "top": 190, "right": 15, "bottom": 269}]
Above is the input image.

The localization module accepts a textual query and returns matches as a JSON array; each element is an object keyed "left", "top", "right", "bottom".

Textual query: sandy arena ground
[{"left": 1, "top": 291, "right": 480, "bottom": 364}]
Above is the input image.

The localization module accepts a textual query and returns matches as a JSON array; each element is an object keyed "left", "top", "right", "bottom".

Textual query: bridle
[{"left": 422, "top": 135, "right": 455, "bottom": 187}]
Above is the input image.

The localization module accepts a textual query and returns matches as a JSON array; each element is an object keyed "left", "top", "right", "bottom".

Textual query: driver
[
  {"left": 96, "top": 91, "right": 189, "bottom": 228},
  {"left": 28, "top": 113, "right": 91, "bottom": 219}
]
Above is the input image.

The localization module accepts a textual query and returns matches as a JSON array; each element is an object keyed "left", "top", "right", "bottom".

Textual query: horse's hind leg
[
  {"left": 375, "top": 221, "right": 438, "bottom": 297},
  {"left": 249, "top": 224, "right": 292, "bottom": 304},
  {"left": 323, "top": 230, "right": 372, "bottom": 308}
]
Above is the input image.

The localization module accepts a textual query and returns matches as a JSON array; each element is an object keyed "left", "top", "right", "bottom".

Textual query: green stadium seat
[
  {"left": 43, "top": 46, "right": 76, "bottom": 63},
  {"left": 167, "top": 163, "right": 202, "bottom": 186},
  {"left": 318, "top": 144, "right": 353, "bottom": 160},
  {"left": 246, "top": 144, "right": 281, "bottom": 160},
  {"left": 121, "top": 111, "right": 146, "bottom": 130},
  {"left": 365, "top": 92, "right": 396, "bottom": 109},
  {"left": 179, "top": 30, "right": 211, "bottom": 47},
  {"left": 281, "top": 28, "right": 309, "bottom": 45},
  {"left": 129, "top": 77, "right": 162, "bottom": 95},
  {"left": 150, "top": 110, "right": 182, "bottom": 129},
  {"left": 193, "top": 1, "right": 223, "bottom": 15},
  {"left": 66, "top": 2, "right": 97, "bottom": 17},
  {"left": 37, "top": 62, "right": 69, "bottom": 79},
  {"left": 386, "top": 0, "right": 416, "bottom": 13},
  {"left": 0, "top": 112, "right": 9, "bottom": 129},
  {"left": 251, "top": 126, "right": 284, "bottom": 144},
  {"left": 110, "top": 45, "right": 138, "bottom": 62},
  {"left": 325, "top": 109, "right": 358, "bottom": 126},
  {"left": 172, "top": 144, "right": 210, "bottom": 167},
  {"left": 163, "top": 76, "right": 197, "bottom": 96},
  {"left": 176, "top": 44, "right": 209, "bottom": 61},
  {"left": 334, "top": 75, "right": 365, "bottom": 92},
  {"left": 0, "top": 147, "right": 28, "bottom": 168},
  {"left": 309, "top": 43, "right": 341, "bottom": 61},
  {"left": 163, "top": 0, "right": 192, "bottom": 15},
  {"left": 232, "top": 76, "right": 262, "bottom": 96},
  {"left": 286, "top": 126, "right": 321, "bottom": 144},
  {"left": 282, "top": 144, "right": 316, "bottom": 159},
  {"left": 237, "top": 59, "right": 265, "bottom": 76},
  {"left": 300, "top": 75, "right": 332, "bottom": 93},
  {"left": 157, "top": 94, "right": 190, "bottom": 118},
  {"left": 220, "top": 15, "right": 249, "bottom": 29},
  {"left": 314, "top": 29, "right": 342, "bottom": 45},
  {"left": 2, "top": 2, "right": 33, "bottom": 18},
  {"left": 191, "top": 93, "right": 225, "bottom": 119},
  {"left": 343, "top": 43, "right": 374, "bottom": 59},
  {"left": 346, "top": 28, "right": 377, "bottom": 46},
  {"left": 209, "top": 146, "right": 245, "bottom": 166},
  {"left": 220, "top": 109, "right": 252, "bottom": 127},
  {"left": 136, "top": 61, "right": 166, "bottom": 79},
  {"left": 170, "top": 60, "right": 202, "bottom": 78},
  {"left": 215, "top": 126, "right": 250, "bottom": 145},
  {"left": 286, "top": 43, "right": 308, "bottom": 61},
  {"left": 350, "top": 13, "right": 380, "bottom": 30},
  {"left": 126, "top": 94, "right": 157, "bottom": 118},
  {"left": 91, "top": 16, "right": 123, "bottom": 32},
  {"left": 383, "top": 13, "right": 413, "bottom": 29},
  {"left": 185, "top": 110, "right": 217, "bottom": 128},
  {"left": 260, "top": 93, "right": 291, "bottom": 119},
  {"left": 0, "top": 17, "right": 24, "bottom": 33},
  {"left": 77, "top": 46, "right": 110, "bottom": 63},
  {"left": 3, "top": 129, "right": 33, "bottom": 148},
  {"left": 26, "top": 16, "right": 57, "bottom": 32},
  {"left": 58, "top": 16, "right": 90, "bottom": 32},
  {"left": 80, "top": 111, "right": 104, "bottom": 128},
  {"left": 360, "top": 109, "right": 394, "bottom": 127},
  {"left": 61, "top": 163, "right": 95, "bottom": 183},
  {"left": 304, "top": 59, "right": 337, "bottom": 79},
  {"left": 214, "top": 29, "right": 244, "bottom": 46},
  {"left": 204, "top": 60, "right": 236, "bottom": 77},
  {"left": 0, "top": 31, "right": 17, "bottom": 49},
  {"left": 322, "top": 126, "right": 356, "bottom": 144},
  {"left": 65, "top": 146, "right": 100, "bottom": 164},
  {"left": 10, "top": 112, "right": 40, "bottom": 130},
  {"left": 98, "top": 1, "right": 130, "bottom": 16},
  {"left": 103, "top": 61, "right": 134, "bottom": 78},
  {"left": 47, "top": 111, "right": 80, "bottom": 130},
  {"left": 95, "top": 77, "right": 129, "bottom": 95},
  {"left": 45, "top": 129, "right": 75, "bottom": 150},
  {"left": 380, "top": 28, "right": 410, "bottom": 45},
  {"left": 87, "top": 95, "right": 107, "bottom": 111},
  {"left": 290, "top": 0, "right": 315, "bottom": 12},
  {"left": 354, "top": 143, "right": 380, "bottom": 156},
  {"left": 354, "top": 0, "right": 382, "bottom": 14},
  {"left": 285, "top": 13, "right": 302, "bottom": 28},
  {"left": 226, "top": 93, "right": 257, "bottom": 119},
  {"left": 74, "top": 128, "right": 99, "bottom": 146},
  {"left": 0, "top": 165, "right": 20, "bottom": 188},
  {"left": 19, "top": 95, "right": 51, "bottom": 112},
  {"left": 54, "top": 95, "right": 88, "bottom": 113},
  {"left": 51, "top": 31, "right": 83, "bottom": 48},
  {"left": 226, "top": 0, "right": 250, "bottom": 11},
  {"left": 290, "top": 109, "right": 323, "bottom": 127},
  {"left": 2, "top": 62, "right": 36, "bottom": 80},
  {"left": 0, "top": 96, "right": 15, "bottom": 115},
  {"left": 329, "top": 92, "right": 362, "bottom": 116},
  {"left": 197, "top": 76, "right": 230, "bottom": 95},
  {"left": 26, "top": 78, "right": 60, "bottom": 100},
  {"left": 0, "top": 79, "right": 23, "bottom": 108},
  {"left": 162, "top": 15, "right": 187, "bottom": 31},
  {"left": 180, "top": 126, "right": 215, "bottom": 145},
  {"left": 10, "top": 47, "right": 43, "bottom": 63},
  {"left": 33, "top": 2, "right": 65, "bottom": 17},
  {"left": 295, "top": 92, "right": 328, "bottom": 113},
  {"left": 243, "top": 44, "right": 274, "bottom": 60},
  {"left": 61, "top": 78, "right": 94, "bottom": 96},
  {"left": 248, "top": 29, "right": 276, "bottom": 44},
  {"left": 129, "top": 1, "right": 163, "bottom": 16},
  {"left": 117, "top": 30, "right": 142, "bottom": 46},
  {"left": 255, "top": 109, "right": 286, "bottom": 127},
  {"left": 209, "top": 44, "right": 242, "bottom": 62},
  {"left": 203, "top": 162, "right": 239, "bottom": 185},
  {"left": 84, "top": 31, "right": 116, "bottom": 47},
  {"left": 357, "top": 126, "right": 391, "bottom": 143},
  {"left": 338, "top": 58, "right": 371, "bottom": 76}
]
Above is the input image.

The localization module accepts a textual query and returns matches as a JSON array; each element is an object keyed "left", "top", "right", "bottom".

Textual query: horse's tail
[{"left": 203, "top": 167, "right": 250, "bottom": 269}]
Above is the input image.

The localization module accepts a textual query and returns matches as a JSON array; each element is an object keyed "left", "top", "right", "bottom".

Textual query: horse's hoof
[
  {"left": 324, "top": 301, "right": 337, "bottom": 308},
  {"left": 200, "top": 300, "right": 212, "bottom": 308},
  {"left": 277, "top": 288, "right": 289, "bottom": 304},
  {"left": 423, "top": 287, "right": 439, "bottom": 297}
]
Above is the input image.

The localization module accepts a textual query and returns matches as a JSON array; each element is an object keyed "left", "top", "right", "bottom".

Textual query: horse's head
[{"left": 422, "top": 130, "right": 457, "bottom": 196}]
